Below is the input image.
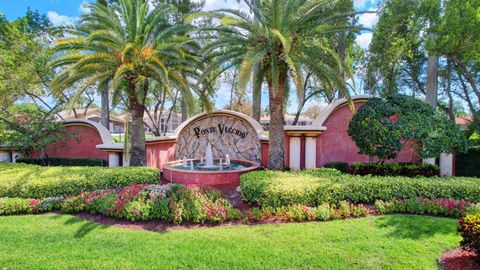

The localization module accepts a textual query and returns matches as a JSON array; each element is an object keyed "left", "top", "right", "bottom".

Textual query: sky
[{"left": 0, "top": 0, "right": 379, "bottom": 113}]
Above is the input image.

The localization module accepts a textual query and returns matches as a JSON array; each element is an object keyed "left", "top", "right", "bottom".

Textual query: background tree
[
  {"left": 192, "top": 0, "right": 356, "bottom": 169},
  {"left": 50, "top": 0, "right": 198, "bottom": 166},
  {"left": 0, "top": 108, "right": 69, "bottom": 161}
]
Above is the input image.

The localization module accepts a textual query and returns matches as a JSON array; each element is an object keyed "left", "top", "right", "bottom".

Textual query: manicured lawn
[{"left": 0, "top": 214, "right": 459, "bottom": 269}]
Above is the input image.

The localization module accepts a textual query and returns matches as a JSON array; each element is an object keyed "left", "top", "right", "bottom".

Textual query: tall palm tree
[
  {"left": 191, "top": 0, "right": 355, "bottom": 170},
  {"left": 50, "top": 0, "right": 198, "bottom": 166}
]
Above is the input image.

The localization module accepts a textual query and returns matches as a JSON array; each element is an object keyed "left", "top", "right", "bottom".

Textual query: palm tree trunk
[
  {"left": 129, "top": 94, "right": 146, "bottom": 166},
  {"left": 252, "top": 64, "right": 262, "bottom": 121},
  {"left": 426, "top": 54, "right": 438, "bottom": 107},
  {"left": 101, "top": 84, "right": 110, "bottom": 130},
  {"left": 267, "top": 76, "right": 286, "bottom": 170},
  {"left": 337, "top": 31, "right": 346, "bottom": 99}
]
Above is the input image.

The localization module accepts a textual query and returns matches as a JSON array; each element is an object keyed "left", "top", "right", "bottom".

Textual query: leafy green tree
[
  {"left": 348, "top": 95, "right": 468, "bottom": 162},
  {"left": 50, "top": 0, "right": 199, "bottom": 166},
  {"left": 0, "top": 110, "right": 69, "bottom": 160},
  {"left": 192, "top": 0, "right": 355, "bottom": 169},
  {"left": 0, "top": 10, "right": 53, "bottom": 109},
  {"left": 432, "top": 0, "right": 480, "bottom": 129}
]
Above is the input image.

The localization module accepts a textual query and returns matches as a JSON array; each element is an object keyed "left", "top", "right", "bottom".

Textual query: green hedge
[
  {"left": 456, "top": 146, "right": 480, "bottom": 177},
  {"left": 240, "top": 169, "right": 480, "bottom": 208},
  {"left": 17, "top": 157, "right": 107, "bottom": 167},
  {"left": 0, "top": 163, "right": 160, "bottom": 198},
  {"left": 350, "top": 162, "right": 439, "bottom": 177}
]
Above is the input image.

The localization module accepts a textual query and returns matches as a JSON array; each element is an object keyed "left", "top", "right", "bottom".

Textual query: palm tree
[
  {"left": 191, "top": 0, "right": 355, "bottom": 170},
  {"left": 50, "top": 0, "right": 198, "bottom": 166}
]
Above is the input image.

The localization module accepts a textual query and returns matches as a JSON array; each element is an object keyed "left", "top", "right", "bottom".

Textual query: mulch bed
[{"left": 439, "top": 248, "right": 480, "bottom": 270}]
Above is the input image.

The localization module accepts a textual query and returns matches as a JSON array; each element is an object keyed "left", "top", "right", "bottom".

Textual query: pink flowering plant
[
  {"left": 375, "top": 198, "right": 480, "bottom": 218},
  {"left": 0, "top": 196, "right": 63, "bottom": 215},
  {"left": 57, "top": 183, "right": 240, "bottom": 223}
]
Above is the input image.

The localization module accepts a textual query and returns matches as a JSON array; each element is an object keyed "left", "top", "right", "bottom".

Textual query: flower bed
[
  {"left": 0, "top": 183, "right": 240, "bottom": 224},
  {"left": 240, "top": 169, "right": 480, "bottom": 208},
  {"left": 375, "top": 198, "right": 480, "bottom": 218},
  {"left": 62, "top": 184, "right": 240, "bottom": 223},
  {"left": 0, "top": 163, "right": 160, "bottom": 198}
]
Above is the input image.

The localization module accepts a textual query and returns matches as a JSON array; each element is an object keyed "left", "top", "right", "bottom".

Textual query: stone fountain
[{"left": 162, "top": 141, "right": 259, "bottom": 186}]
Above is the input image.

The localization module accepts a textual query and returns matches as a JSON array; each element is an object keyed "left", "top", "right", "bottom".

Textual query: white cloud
[
  {"left": 203, "top": 0, "right": 249, "bottom": 12},
  {"left": 356, "top": 32, "right": 372, "bottom": 49},
  {"left": 358, "top": 10, "right": 379, "bottom": 29},
  {"left": 79, "top": 1, "right": 91, "bottom": 15},
  {"left": 354, "top": 0, "right": 368, "bottom": 9},
  {"left": 47, "top": 11, "right": 76, "bottom": 26}
]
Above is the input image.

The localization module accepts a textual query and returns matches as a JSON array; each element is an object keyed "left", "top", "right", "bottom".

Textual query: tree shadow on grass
[
  {"left": 374, "top": 214, "right": 457, "bottom": 240},
  {"left": 49, "top": 214, "right": 109, "bottom": 238}
]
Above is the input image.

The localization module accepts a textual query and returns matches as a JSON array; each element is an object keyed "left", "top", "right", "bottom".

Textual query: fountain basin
[{"left": 162, "top": 159, "right": 259, "bottom": 186}]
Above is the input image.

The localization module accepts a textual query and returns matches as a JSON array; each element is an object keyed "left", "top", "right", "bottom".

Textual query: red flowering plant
[
  {"left": 375, "top": 198, "right": 479, "bottom": 218},
  {"left": 169, "top": 185, "right": 240, "bottom": 224},
  {"left": 58, "top": 183, "right": 240, "bottom": 223}
]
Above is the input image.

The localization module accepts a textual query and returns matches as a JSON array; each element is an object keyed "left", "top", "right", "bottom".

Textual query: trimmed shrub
[
  {"left": 324, "top": 162, "right": 349, "bottom": 173},
  {"left": 456, "top": 146, "right": 480, "bottom": 177},
  {"left": 254, "top": 202, "right": 369, "bottom": 222},
  {"left": 350, "top": 162, "right": 439, "bottom": 177},
  {"left": 0, "top": 163, "right": 160, "bottom": 198},
  {"left": 240, "top": 169, "right": 480, "bottom": 208},
  {"left": 458, "top": 214, "right": 480, "bottom": 257},
  {"left": 17, "top": 157, "right": 107, "bottom": 167}
]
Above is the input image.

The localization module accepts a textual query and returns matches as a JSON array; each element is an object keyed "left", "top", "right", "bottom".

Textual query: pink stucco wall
[
  {"left": 32, "top": 124, "right": 109, "bottom": 161},
  {"left": 315, "top": 101, "right": 418, "bottom": 167},
  {"left": 146, "top": 140, "right": 176, "bottom": 170}
]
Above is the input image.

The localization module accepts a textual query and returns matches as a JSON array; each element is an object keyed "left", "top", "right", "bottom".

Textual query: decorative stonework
[{"left": 175, "top": 114, "right": 261, "bottom": 163}]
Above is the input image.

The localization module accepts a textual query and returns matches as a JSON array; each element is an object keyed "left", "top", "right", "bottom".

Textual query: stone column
[
  {"left": 289, "top": 135, "right": 301, "bottom": 170},
  {"left": 0, "top": 150, "right": 11, "bottom": 162},
  {"left": 439, "top": 153, "right": 453, "bottom": 176},
  {"left": 305, "top": 136, "right": 317, "bottom": 169},
  {"left": 108, "top": 152, "right": 121, "bottom": 167}
]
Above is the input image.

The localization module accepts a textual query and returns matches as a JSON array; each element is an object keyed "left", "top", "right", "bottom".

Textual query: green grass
[{"left": 0, "top": 214, "right": 459, "bottom": 269}]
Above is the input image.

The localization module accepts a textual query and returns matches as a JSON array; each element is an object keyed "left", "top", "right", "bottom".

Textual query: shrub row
[
  {"left": 324, "top": 162, "right": 439, "bottom": 177},
  {"left": 17, "top": 157, "right": 107, "bottom": 167},
  {"left": 61, "top": 184, "right": 240, "bottom": 223},
  {"left": 458, "top": 214, "right": 480, "bottom": 258},
  {"left": 240, "top": 169, "right": 480, "bottom": 208},
  {"left": 0, "top": 163, "right": 160, "bottom": 198},
  {"left": 374, "top": 198, "right": 480, "bottom": 218},
  {"left": 250, "top": 201, "right": 369, "bottom": 222}
]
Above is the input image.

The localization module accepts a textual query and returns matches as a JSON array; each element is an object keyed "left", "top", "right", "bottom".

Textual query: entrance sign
[{"left": 175, "top": 113, "right": 262, "bottom": 163}]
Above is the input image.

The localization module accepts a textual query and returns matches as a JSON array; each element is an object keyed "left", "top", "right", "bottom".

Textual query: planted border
[{"left": 240, "top": 169, "right": 480, "bottom": 208}]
